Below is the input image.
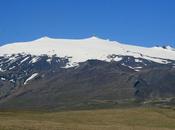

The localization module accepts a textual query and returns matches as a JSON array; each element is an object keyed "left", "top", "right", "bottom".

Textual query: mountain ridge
[{"left": 0, "top": 36, "right": 175, "bottom": 68}]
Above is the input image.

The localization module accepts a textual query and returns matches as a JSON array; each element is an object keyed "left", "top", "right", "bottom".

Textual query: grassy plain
[{"left": 0, "top": 107, "right": 174, "bottom": 130}]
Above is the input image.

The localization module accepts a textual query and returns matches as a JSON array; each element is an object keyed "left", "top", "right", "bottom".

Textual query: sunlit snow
[{"left": 0, "top": 36, "right": 174, "bottom": 67}]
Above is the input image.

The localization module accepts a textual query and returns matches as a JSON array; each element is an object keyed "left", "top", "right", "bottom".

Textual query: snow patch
[
  {"left": 8, "top": 56, "right": 17, "bottom": 61},
  {"left": 134, "top": 66, "right": 143, "bottom": 69},
  {"left": 135, "top": 59, "right": 142, "bottom": 63},
  {"left": 9, "top": 66, "right": 16, "bottom": 70},
  {"left": 46, "top": 59, "right": 52, "bottom": 64},
  {"left": 10, "top": 79, "right": 15, "bottom": 83},
  {"left": 30, "top": 57, "right": 40, "bottom": 63},
  {"left": 1, "top": 77, "right": 5, "bottom": 81},
  {"left": 20, "top": 56, "right": 30, "bottom": 64},
  {"left": 113, "top": 56, "right": 122, "bottom": 62},
  {"left": 134, "top": 69, "right": 140, "bottom": 72},
  {"left": 24, "top": 73, "right": 38, "bottom": 85},
  {"left": 121, "top": 63, "right": 141, "bottom": 72},
  {"left": 56, "top": 59, "right": 60, "bottom": 63},
  {"left": 106, "top": 55, "right": 122, "bottom": 62},
  {"left": 7, "top": 55, "right": 19, "bottom": 64},
  {"left": 0, "top": 68, "right": 5, "bottom": 72},
  {"left": 62, "top": 62, "right": 79, "bottom": 68}
]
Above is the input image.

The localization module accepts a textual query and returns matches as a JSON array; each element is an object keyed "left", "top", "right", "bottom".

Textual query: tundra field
[{"left": 0, "top": 107, "right": 175, "bottom": 130}]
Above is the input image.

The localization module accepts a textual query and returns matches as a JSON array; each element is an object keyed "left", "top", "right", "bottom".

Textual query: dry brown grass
[{"left": 0, "top": 107, "right": 174, "bottom": 130}]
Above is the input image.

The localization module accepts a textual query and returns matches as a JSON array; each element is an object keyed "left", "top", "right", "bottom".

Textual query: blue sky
[{"left": 0, "top": 0, "right": 175, "bottom": 47}]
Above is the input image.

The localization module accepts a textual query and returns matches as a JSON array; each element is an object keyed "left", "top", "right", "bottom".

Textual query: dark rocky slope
[{"left": 0, "top": 54, "right": 175, "bottom": 110}]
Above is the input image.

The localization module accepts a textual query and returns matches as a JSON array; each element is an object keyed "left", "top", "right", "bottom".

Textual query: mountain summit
[{"left": 0, "top": 37, "right": 175, "bottom": 67}]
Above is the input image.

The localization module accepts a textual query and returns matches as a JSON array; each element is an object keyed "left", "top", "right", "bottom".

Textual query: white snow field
[{"left": 0, "top": 36, "right": 175, "bottom": 66}]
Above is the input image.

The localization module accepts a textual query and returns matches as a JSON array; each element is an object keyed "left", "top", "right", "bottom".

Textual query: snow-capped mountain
[
  {"left": 0, "top": 36, "right": 175, "bottom": 109},
  {"left": 0, "top": 36, "right": 175, "bottom": 67}
]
